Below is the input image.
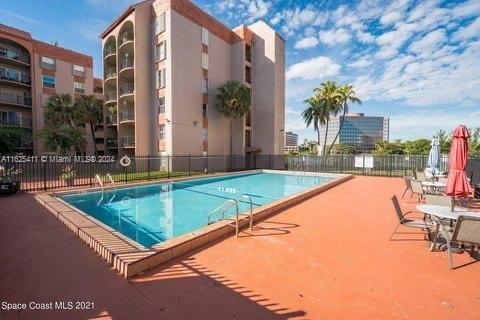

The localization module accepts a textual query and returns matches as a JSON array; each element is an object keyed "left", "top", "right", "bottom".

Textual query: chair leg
[
  {"left": 401, "top": 187, "right": 408, "bottom": 199},
  {"left": 429, "top": 224, "right": 440, "bottom": 251},
  {"left": 389, "top": 223, "right": 401, "bottom": 240}
]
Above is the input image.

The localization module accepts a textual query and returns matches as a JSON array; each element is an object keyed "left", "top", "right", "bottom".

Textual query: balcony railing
[
  {"left": 105, "top": 114, "right": 117, "bottom": 125},
  {"left": 106, "top": 138, "right": 118, "bottom": 148},
  {"left": 105, "top": 91, "right": 117, "bottom": 102},
  {"left": 119, "top": 58, "right": 133, "bottom": 71},
  {"left": 0, "top": 116, "right": 32, "bottom": 128},
  {"left": 119, "top": 83, "right": 134, "bottom": 96},
  {"left": 121, "top": 136, "right": 135, "bottom": 148},
  {"left": 0, "top": 92, "right": 31, "bottom": 107},
  {"left": 104, "top": 67, "right": 117, "bottom": 79},
  {"left": 120, "top": 110, "right": 135, "bottom": 122},
  {"left": 104, "top": 47, "right": 116, "bottom": 57},
  {"left": 119, "top": 32, "right": 134, "bottom": 46},
  {"left": 0, "top": 67, "right": 31, "bottom": 85},
  {"left": 0, "top": 47, "right": 30, "bottom": 65}
]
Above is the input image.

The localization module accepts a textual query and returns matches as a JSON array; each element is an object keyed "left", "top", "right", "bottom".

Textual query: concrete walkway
[{"left": 0, "top": 176, "right": 479, "bottom": 319}]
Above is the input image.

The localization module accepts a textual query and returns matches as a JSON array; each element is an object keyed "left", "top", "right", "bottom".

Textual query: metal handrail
[
  {"left": 238, "top": 194, "right": 254, "bottom": 230},
  {"left": 106, "top": 173, "right": 116, "bottom": 191},
  {"left": 95, "top": 174, "right": 104, "bottom": 193},
  {"left": 207, "top": 199, "right": 238, "bottom": 225}
]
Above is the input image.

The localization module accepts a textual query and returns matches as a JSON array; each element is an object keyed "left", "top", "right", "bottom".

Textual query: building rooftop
[{"left": 1, "top": 176, "right": 478, "bottom": 319}]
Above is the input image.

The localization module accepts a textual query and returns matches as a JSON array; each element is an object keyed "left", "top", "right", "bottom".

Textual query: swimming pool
[{"left": 60, "top": 171, "right": 335, "bottom": 247}]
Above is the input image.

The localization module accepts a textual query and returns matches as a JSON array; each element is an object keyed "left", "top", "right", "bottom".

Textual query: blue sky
[{"left": 1, "top": 0, "right": 479, "bottom": 142}]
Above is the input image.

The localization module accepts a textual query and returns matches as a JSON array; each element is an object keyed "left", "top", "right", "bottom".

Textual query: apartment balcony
[
  {"left": 119, "top": 83, "right": 134, "bottom": 99},
  {"left": 105, "top": 91, "right": 117, "bottom": 104},
  {"left": 0, "top": 92, "right": 31, "bottom": 108},
  {"left": 104, "top": 67, "right": 117, "bottom": 84},
  {"left": 118, "top": 32, "right": 134, "bottom": 48},
  {"left": 120, "top": 135, "right": 135, "bottom": 148},
  {"left": 105, "top": 114, "right": 117, "bottom": 126},
  {"left": 0, "top": 67, "right": 31, "bottom": 88},
  {"left": 119, "top": 58, "right": 134, "bottom": 73},
  {"left": 0, "top": 116, "right": 32, "bottom": 128},
  {"left": 120, "top": 110, "right": 135, "bottom": 124},
  {"left": 104, "top": 46, "right": 116, "bottom": 60},
  {"left": 0, "top": 47, "right": 30, "bottom": 66},
  {"left": 106, "top": 137, "right": 118, "bottom": 148}
]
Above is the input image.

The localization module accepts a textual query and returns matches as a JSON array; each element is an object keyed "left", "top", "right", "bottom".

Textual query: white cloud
[
  {"left": 380, "top": 11, "right": 403, "bottom": 26},
  {"left": 451, "top": 0, "right": 480, "bottom": 19},
  {"left": 294, "top": 36, "right": 319, "bottom": 49},
  {"left": 375, "top": 47, "right": 398, "bottom": 60},
  {"left": 286, "top": 56, "right": 341, "bottom": 80},
  {"left": 409, "top": 28, "right": 446, "bottom": 54},
  {"left": 318, "top": 28, "right": 351, "bottom": 46},
  {"left": 452, "top": 17, "right": 480, "bottom": 41},
  {"left": 349, "top": 57, "right": 373, "bottom": 68},
  {"left": 247, "top": 0, "right": 271, "bottom": 19}
]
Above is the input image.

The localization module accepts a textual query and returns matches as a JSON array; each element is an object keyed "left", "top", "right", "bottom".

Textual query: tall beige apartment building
[
  {"left": 101, "top": 0, "right": 285, "bottom": 157},
  {"left": 0, "top": 24, "right": 104, "bottom": 154}
]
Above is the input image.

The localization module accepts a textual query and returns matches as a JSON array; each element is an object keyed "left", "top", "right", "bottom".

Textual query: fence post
[
  {"left": 362, "top": 153, "right": 366, "bottom": 175},
  {"left": 188, "top": 155, "right": 191, "bottom": 175},
  {"left": 268, "top": 154, "right": 271, "bottom": 169},
  {"left": 167, "top": 155, "right": 170, "bottom": 178},
  {"left": 43, "top": 160, "right": 47, "bottom": 191},
  {"left": 147, "top": 155, "right": 151, "bottom": 181},
  {"left": 89, "top": 161, "right": 93, "bottom": 187},
  {"left": 124, "top": 164, "right": 127, "bottom": 184}
]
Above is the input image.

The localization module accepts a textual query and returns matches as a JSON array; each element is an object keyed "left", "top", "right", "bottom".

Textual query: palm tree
[
  {"left": 312, "top": 81, "right": 339, "bottom": 157},
  {"left": 326, "top": 84, "right": 361, "bottom": 155},
  {"left": 44, "top": 94, "right": 79, "bottom": 127},
  {"left": 301, "top": 97, "right": 323, "bottom": 147},
  {"left": 75, "top": 95, "right": 103, "bottom": 155},
  {"left": 215, "top": 80, "right": 251, "bottom": 159}
]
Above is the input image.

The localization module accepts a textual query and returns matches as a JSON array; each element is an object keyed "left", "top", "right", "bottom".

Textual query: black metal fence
[{"left": 0, "top": 154, "right": 478, "bottom": 191}]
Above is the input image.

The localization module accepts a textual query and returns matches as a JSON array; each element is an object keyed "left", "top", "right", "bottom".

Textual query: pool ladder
[
  {"left": 95, "top": 173, "right": 116, "bottom": 193},
  {"left": 207, "top": 194, "right": 254, "bottom": 237}
]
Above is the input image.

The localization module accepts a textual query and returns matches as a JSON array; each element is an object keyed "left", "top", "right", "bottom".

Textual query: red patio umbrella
[{"left": 445, "top": 125, "right": 473, "bottom": 199}]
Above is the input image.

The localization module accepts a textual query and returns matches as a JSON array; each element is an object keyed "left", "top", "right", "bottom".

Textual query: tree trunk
[
  {"left": 322, "top": 120, "right": 329, "bottom": 167},
  {"left": 89, "top": 123, "right": 97, "bottom": 155},
  {"left": 327, "top": 107, "right": 346, "bottom": 155}
]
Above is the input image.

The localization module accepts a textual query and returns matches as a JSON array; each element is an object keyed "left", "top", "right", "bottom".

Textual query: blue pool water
[{"left": 60, "top": 172, "right": 333, "bottom": 247}]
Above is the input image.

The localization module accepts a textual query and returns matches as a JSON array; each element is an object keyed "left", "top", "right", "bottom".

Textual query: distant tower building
[
  {"left": 318, "top": 113, "right": 389, "bottom": 153},
  {"left": 284, "top": 131, "right": 298, "bottom": 152}
]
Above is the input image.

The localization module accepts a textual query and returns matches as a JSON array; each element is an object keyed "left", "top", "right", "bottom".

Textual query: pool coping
[{"left": 34, "top": 170, "right": 353, "bottom": 278}]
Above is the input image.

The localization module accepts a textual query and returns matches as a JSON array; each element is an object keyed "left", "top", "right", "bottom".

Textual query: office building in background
[
  {"left": 284, "top": 131, "right": 298, "bottom": 153},
  {"left": 319, "top": 113, "right": 389, "bottom": 153}
]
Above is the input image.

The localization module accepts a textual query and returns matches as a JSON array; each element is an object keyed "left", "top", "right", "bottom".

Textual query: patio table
[
  {"left": 416, "top": 205, "right": 478, "bottom": 251},
  {"left": 421, "top": 181, "right": 447, "bottom": 195}
]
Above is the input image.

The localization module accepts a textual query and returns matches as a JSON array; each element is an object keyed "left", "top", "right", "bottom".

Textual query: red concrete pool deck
[{"left": 0, "top": 176, "right": 479, "bottom": 320}]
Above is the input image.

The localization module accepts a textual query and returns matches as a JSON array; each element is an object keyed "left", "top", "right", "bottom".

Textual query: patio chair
[
  {"left": 436, "top": 215, "right": 480, "bottom": 269},
  {"left": 389, "top": 195, "right": 431, "bottom": 241},
  {"left": 425, "top": 195, "right": 453, "bottom": 207},
  {"left": 416, "top": 170, "right": 427, "bottom": 181},
  {"left": 402, "top": 177, "right": 413, "bottom": 199},
  {"left": 410, "top": 180, "right": 425, "bottom": 202},
  {"left": 412, "top": 170, "right": 418, "bottom": 180}
]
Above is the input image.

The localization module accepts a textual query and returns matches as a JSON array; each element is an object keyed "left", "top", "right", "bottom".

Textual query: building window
[
  {"left": 42, "top": 75, "right": 55, "bottom": 88},
  {"left": 159, "top": 96, "right": 165, "bottom": 113},
  {"left": 245, "top": 66, "right": 251, "bottom": 84},
  {"left": 201, "top": 52, "right": 209, "bottom": 70},
  {"left": 157, "top": 69, "right": 166, "bottom": 89},
  {"left": 155, "top": 12, "right": 166, "bottom": 35},
  {"left": 155, "top": 41, "right": 166, "bottom": 62},
  {"left": 245, "top": 44, "right": 251, "bottom": 62},
  {"left": 202, "top": 78, "right": 208, "bottom": 94},
  {"left": 74, "top": 81, "right": 85, "bottom": 94},
  {"left": 41, "top": 56, "right": 55, "bottom": 70},
  {"left": 202, "top": 104, "right": 207, "bottom": 117},
  {"left": 202, "top": 28, "right": 209, "bottom": 45},
  {"left": 159, "top": 124, "right": 165, "bottom": 140},
  {"left": 73, "top": 64, "right": 85, "bottom": 76}
]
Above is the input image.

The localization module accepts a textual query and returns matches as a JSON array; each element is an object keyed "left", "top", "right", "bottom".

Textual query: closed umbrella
[
  {"left": 427, "top": 137, "right": 440, "bottom": 176},
  {"left": 446, "top": 126, "right": 473, "bottom": 207}
]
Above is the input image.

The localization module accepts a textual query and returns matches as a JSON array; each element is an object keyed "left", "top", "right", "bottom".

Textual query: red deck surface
[{"left": 0, "top": 176, "right": 479, "bottom": 319}]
